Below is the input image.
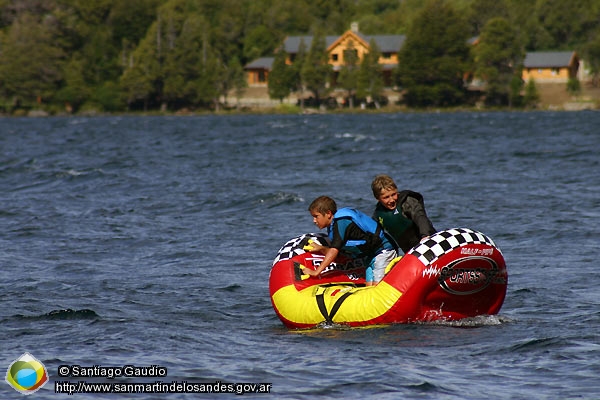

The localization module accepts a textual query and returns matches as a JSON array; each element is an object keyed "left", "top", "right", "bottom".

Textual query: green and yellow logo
[{"left": 6, "top": 353, "right": 49, "bottom": 395}]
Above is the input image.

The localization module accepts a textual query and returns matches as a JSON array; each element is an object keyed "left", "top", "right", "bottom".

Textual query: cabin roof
[
  {"left": 524, "top": 51, "right": 577, "bottom": 68},
  {"left": 244, "top": 57, "right": 275, "bottom": 70},
  {"left": 282, "top": 35, "right": 338, "bottom": 53},
  {"left": 283, "top": 33, "right": 405, "bottom": 54}
]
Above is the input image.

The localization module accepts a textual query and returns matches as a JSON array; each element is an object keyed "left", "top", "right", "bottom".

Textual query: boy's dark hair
[{"left": 308, "top": 196, "right": 337, "bottom": 215}]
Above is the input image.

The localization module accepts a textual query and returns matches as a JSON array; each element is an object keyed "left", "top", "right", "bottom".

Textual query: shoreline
[
  {"left": 6, "top": 102, "right": 600, "bottom": 118},
  {"left": 2, "top": 104, "right": 598, "bottom": 118},
  {"left": 3, "top": 82, "right": 599, "bottom": 118}
]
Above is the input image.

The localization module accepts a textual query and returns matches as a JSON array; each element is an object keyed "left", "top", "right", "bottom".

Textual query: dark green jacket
[{"left": 372, "top": 190, "right": 436, "bottom": 253}]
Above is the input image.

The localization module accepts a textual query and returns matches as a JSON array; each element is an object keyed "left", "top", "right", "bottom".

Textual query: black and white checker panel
[
  {"left": 408, "top": 228, "right": 499, "bottom": 266},
  {"left": 272, "top": 233, "right": 330, "bottom": 266}
]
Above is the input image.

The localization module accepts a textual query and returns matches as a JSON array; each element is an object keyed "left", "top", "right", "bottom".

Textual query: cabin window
[
  {"left": 331, "top": 53, "right": 339, "bottom": 62},
  {"left": 382, "top": 52, "right": 392, "bottom": 59},
  {"left": 258, "top": 71, "right": 266, "bottom": 82}
]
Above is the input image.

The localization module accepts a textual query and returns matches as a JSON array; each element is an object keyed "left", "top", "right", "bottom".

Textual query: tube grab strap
[
  {"left": 272, "top": 282, "right": 402, "bottom": 325},
  {"left": 316, "top": 288, "right": 354, "bottom": 324}
]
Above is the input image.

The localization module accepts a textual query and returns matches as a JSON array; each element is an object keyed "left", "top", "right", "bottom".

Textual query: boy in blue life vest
[
  {"left": 371, "top": 174, "right": 436, "bottom": 254},
  {"left": 302, "top": 195, "right": 398, "bottom": 286}
]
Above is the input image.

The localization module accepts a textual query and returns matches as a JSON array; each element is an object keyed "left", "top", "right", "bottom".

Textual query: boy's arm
[
  {"left": 304, "top": 241, "right": 328, "bottom": 255},
  {"left": 402, "top": 196, "right": 436, "bottom": 237},
  {"left": 303, "top": 247, "right": 339, "bottom": 277}
]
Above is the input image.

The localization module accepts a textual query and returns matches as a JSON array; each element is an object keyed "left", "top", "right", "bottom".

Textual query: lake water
[{"left": 1, "top": 111, "right": 599, "bottom": 399}]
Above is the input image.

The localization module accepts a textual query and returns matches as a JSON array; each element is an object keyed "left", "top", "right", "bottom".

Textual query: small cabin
[
  {"left": 522, "top": 51, "right": 579, "bottom": 83},
  {"left": 244, "top": 57, "right": 274, "bottom": 86}
]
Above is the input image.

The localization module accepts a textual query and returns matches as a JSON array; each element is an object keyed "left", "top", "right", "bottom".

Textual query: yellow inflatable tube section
[{"left": 271, "top": 281, "right": 402, "bottom": 326}]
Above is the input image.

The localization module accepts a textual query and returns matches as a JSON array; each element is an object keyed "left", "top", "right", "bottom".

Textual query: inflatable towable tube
[{"left": 269, "top": 228, "right": 508, "bottom": 329}]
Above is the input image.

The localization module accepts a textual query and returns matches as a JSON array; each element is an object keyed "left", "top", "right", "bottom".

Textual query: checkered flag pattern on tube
[
  {"left": 408, "top": 228, "right": 499, "bottom": 266},
  {"left": 272, "top": 233, "right": 329, "bottom": 266}
]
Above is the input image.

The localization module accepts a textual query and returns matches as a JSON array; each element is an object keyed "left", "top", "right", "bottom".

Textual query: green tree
[
  {"left": 55, "top": 56, "right": 90, "bottom": 112},
  {"left": 205, "top": 0, "right": 246, "bottom": 64},
  {"left": 567, "top": 76, "right": 581, "bottom": 97},
  {"left": 119, "top": 19, "right": 162, "bottom": 110},
  {"left": 119, "top": 55, "right": 154, "bottom": 111},
  {"left": 221, "top": 56, "right": 247, "bottom": 107},
  {"left": 396, "top": 0, "right": 471, "bottom": 107},
  {"left": 202, "top": 52, "right": 227, "bottom": 111},
  {"left": 502, "top": 0, "right": 550, "bottom": 50},
  {"left": 120, "top": 0, "right": 228, "bottom": 111},
  {"left": 357, "top": 39, "right": 384, "bottom": 107},
  {"left": 108, "top": 0, "right": 163, "bottom": 46},
  {"left": 582, "top": 33, "right": 600, "bottom": 87},
  {"left": 534, "top": 0, "right": 600, "bottom": 49},
  {"left": 78, "top": 28, "right": 123, "bottom": 110},
  {"left": 0, "top": 13, "right": 65, "bottom": 108},
  {"left": 243, "top": 25, "right": 280, "bottom": 63},
  {"left": 472, "top": 17, "right": 524, "bottom": 107},
  {"left": 91, "top": 81, "right": 124, "bottom": 112},
  {"left": 309, "top": 0, "right": 356, "bottom": 33},
  {"left": 509, "top": 74, "right": 523, "bottom": 107},
  {"left": 523, "top": 78, "right": 539, "bottom": 108},
  {"left": 337, "top": 41, "right": 360, "bottom": 108},
  {"left": 291, "top": 39, "right": 308, "bottom": 108},
  {"left": 467, "top": 0, "right": 509, "bottom": 35},
  {"left": 0, "top": 0, "right": 55, "bottom": 29},
  {"left": 301, "top": 30, "right": 332, "bottom": 106},
  {"left": 257, "top": 0, "right": 313, "bottom": 36},
  {"left": 49, "top": 0, "right": 159, "bottom": 112},
  {"left": 268, "top": 49, "right": 293, "bottom": 102},
  {"left": 161, "top": 13, "right": 210, "bottom": 110}
]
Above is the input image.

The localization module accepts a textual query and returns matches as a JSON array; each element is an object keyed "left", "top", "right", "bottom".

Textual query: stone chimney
[{"left": 351, "top": 22, "right": 359, "bottom": 33}]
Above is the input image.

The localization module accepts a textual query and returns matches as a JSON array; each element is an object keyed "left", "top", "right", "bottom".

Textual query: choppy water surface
[{"left": 1, "top": 112, "right": 599, "bottom": 399}]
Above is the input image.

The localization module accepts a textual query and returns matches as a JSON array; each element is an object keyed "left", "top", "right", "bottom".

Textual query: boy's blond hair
[
  {"left": 371, "top": 174, "right": 398, "bottom": 198},
  {"left": 308, "top": 196, "right": 337, "bottom": 215}
]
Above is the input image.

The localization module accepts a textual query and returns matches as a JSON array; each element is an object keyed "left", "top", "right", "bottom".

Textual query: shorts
[{"left": 365, "top": 249, "right": 398, "bottom": 284}]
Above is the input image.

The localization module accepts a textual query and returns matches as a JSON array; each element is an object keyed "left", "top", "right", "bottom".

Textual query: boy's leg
[
  {"left": 365, "top": 264, "right": 374, "bottom": 286},
  {"left": 373, "top": 249, "right": 398, "bottom": 283}
]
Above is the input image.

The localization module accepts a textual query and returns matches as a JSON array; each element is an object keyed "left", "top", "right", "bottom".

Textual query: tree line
[{"left": 1, "top": 0, "right": 600, "bottom": 114}]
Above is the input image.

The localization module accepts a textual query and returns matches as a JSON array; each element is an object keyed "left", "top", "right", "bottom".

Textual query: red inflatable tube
[{"left": 269, "top": 228, "right": 508, "bottom": 329}]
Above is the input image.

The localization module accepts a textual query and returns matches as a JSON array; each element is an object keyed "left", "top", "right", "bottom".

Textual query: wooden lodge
[
  {"left": 245, "top": 23, "right": 404, "bottom": 88},
  {"left": 244, "top": 24, "right": 581, "bottom": 89}
]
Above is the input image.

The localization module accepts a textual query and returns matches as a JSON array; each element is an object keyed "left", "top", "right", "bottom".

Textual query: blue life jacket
[{"left": 328, "top": 208, "right": 393, "bottom": 256}]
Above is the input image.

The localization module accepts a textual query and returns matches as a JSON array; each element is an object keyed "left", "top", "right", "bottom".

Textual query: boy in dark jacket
[{"left": 371, "top": 174, "right": 436, "bottom": 254}]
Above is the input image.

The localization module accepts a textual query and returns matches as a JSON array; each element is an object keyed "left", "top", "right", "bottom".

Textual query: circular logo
[
  {"left": 5, "top": 353, "right": 49, "bottom": 394},
  {"left": 438, "top": 256, "right": 499, "bottom": 295}
]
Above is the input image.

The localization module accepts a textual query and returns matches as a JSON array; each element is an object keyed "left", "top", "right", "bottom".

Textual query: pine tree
[
  {"left": 567, "top": 76, "right": 581, "bottom": 97},
  {"left": 337, "top": 41, "right": 360, "bottom": 108},
  {"left": 119, "top": 20, "right": 162, "bottom": 110},
  {"left": 357, "top": 39, "right": 384, "bottom": 108},
  {"left": 472, "top": 17, "right": 524, "bottom": 107},
  {"left": 396, "top": 0, "right": 471, "bottom": 107},
  {"left": 582, "top": 33, "right": 600, "bottom": 87},
  {"left": 301, "top": 31, "right": 332, "bottom": 107},
  {"left": 523, "top": 78, "right": 539, "bottom": 108},
  {"left": 268, "top": 49, "right": 292, "bottom": 102},
  {"left": 0, "top": 14, "right": 65, "bottom": 107},
  {"left": 291, "top": 39, "right": 308, "bottom": 108}
]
